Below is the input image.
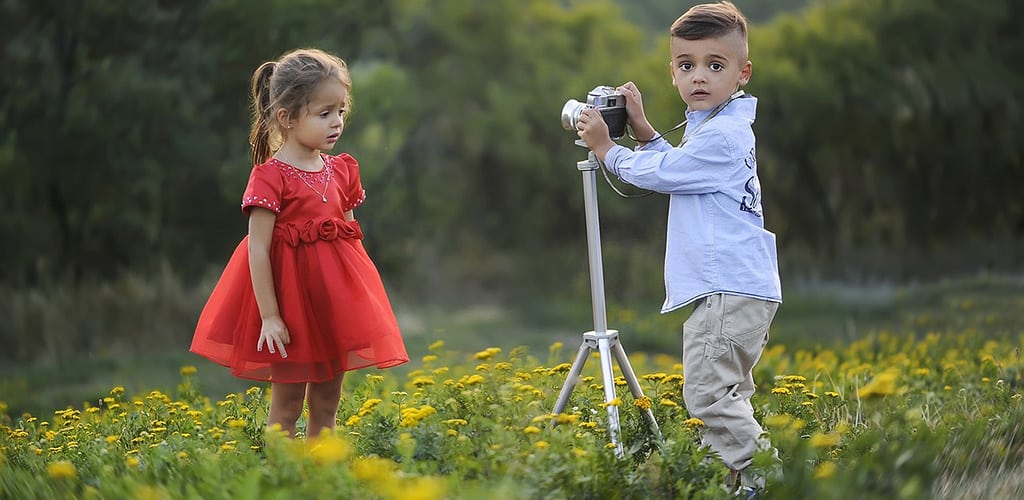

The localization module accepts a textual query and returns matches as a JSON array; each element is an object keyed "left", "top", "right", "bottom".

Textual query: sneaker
[
  {"left": 726, "top": 468, "right": 765, "bottom": 498},
  {"left": 735, "top": 485, "right": 760, "bottom": 499}
]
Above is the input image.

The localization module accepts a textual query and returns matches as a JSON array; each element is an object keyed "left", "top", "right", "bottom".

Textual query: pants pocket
[{"left": 721, "top": 295, "right": 776, "bottom": 346}]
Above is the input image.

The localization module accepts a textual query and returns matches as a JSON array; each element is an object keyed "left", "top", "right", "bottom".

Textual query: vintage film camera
[{"left": 561, "top": 86, "right": 628, "bottom": 140}]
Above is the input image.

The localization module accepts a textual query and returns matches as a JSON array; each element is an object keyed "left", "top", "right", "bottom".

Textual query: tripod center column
[{"left": 578, "top": 151, "right": 609, "bottom": 335}]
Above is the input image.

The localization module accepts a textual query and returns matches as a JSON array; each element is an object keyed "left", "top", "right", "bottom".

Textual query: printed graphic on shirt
[
  {"left": 740, "top": 176, "right": 763, "bottom": 217},
  {"left": 739, "top": 148, "right": 762, "bottom": 217}
]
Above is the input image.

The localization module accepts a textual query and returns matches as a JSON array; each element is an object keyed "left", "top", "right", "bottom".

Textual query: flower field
[{"left": 2, "top": 322, "right": 1023, "bottom": 498}]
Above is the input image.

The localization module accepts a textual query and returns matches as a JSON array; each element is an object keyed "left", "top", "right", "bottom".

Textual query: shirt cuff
[
  {"left": 635, "top": 136, "right": 670, "bottom": 151},
  {"left": 604, "top": 145, "right": 630, "bottom": 177}
]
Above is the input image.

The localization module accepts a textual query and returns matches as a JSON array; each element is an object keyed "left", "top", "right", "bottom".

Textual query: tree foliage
[
  {"left": 749, "top": 0, "right": 1023, "bottom": 278},
  {"left": 1, "top": 0, "right": 1020, "bottom": 298}
]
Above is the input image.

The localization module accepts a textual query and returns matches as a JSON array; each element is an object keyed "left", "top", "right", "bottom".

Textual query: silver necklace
[{"left": 278, "top": 155, "right": 331, "bottom": 203}]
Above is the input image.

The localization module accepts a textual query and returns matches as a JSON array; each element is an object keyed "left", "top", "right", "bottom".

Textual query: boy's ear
[
  {"left": 738, "top": 60, "right": 753, "bottom": 86},
  {"left": 668, "top": 60, "right": 676, "bottom": 86}
]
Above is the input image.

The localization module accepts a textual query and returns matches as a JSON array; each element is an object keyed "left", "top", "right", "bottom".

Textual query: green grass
[{"left": 3, "top": 273, "right": 1023, "bottom": 418}]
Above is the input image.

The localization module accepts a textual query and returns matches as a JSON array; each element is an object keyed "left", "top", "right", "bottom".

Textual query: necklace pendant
[{"left": 322, "top": 195, "right": 328, "bottom": 203}]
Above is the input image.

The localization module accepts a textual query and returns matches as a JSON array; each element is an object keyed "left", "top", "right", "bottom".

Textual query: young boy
[{"left": 575, "top": 1, "right": 782, "bottom": 494}]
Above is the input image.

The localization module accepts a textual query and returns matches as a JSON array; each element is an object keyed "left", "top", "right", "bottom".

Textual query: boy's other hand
[
  {"left": 577, "top": 107, "right": 615, "bottom": 161},
  {"left": 617, "top": 81, "right": 656, "bottom": 142}
]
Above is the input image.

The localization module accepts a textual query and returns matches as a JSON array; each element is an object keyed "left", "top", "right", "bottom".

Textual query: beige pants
[{"left": 682, "top": 293, "right": 778, "bottom": 471}]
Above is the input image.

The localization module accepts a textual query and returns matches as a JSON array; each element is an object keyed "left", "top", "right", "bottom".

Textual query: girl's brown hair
[{"left": 248, "top": 48, "right": 353, "bottom": 165}]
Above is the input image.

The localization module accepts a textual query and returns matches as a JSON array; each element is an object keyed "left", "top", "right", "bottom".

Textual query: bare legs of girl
[{"left": 267, "top": 374, "right": 344, "bottom": 437}]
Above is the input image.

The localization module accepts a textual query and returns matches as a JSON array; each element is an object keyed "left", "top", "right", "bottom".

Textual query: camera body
[{"left": 561, "top": 86, "right": 628, "bottom": 140}]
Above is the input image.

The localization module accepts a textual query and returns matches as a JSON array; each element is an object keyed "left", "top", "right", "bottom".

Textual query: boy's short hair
[{"left": 670, "top": 1, "right": 748, "bottom": 42}]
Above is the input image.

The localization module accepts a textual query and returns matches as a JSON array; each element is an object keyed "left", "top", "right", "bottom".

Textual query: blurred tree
[
  {"left": 0, "top": 0, "right": 218, "bottom": 283},
  {"left": 748, "top": 0, "right": 1023, "bottom": 278},
  {"left": 616, "top": 0, "right": 812, "bottom": 31},
  {"left": 1, "top": 0, "right": 1021, "bottom": 296}
]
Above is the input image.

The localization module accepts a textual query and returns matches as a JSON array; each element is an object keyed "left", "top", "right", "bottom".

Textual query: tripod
[{"left": 551, "top": 142, "right": 662, "bottom": 457}]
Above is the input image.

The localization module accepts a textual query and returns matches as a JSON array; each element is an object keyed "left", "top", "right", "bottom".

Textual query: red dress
[{"left": 190, "top": 153, "right": 408, "bottom": 383}]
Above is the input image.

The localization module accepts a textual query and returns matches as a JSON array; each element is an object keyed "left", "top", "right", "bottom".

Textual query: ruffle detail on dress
[{"left": 274, "top": 217, "right": 363, "bottom": 247}]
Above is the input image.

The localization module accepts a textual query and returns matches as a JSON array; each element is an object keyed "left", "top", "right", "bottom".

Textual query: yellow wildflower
[
  {"left": 351, "top": 456, "right": 397, "bottom": 482},
  {"left": 809, "top": 432, "right": 841, "bottom": 449},
  {"left": 534, "top": 441, "right": 549, "bottom": 450},
  {"left": 410, "top": 376, "right": 435, "bottom": 387},
  {"left": 180, "top": 366, "right": 198, "bottom": 376},
  {"left": 428, "top": 340, "right": 444, "bottom": 351},
  {"left": 461, "top": 374, "right": 485, "bottom": 386},
  {"left": 814, "top": 462, "right": 837, "bottom": 479},
  {"left": 683, "top": 418, "right": 705, "bottom": 428},
  {"left": 47, "top": 461, "right": 76, "bottom": 479},
  {"left": 858, "top": 370, "right": 899, "bottom": 398},
  {"left": 308, "top": 434, "right": 351, "bottom": 464},
  {"left": 523, "top": 426, "right": 542, "bottom": 434},
  {"left": 474, "top": 347, "right": 502, "bottom": 360},
  {"left": 555, "top": 413, "right": 579, "bottom": 425}
]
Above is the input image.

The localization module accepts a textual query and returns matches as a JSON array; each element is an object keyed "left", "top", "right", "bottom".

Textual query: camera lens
[{"left": 561, "top": 99, "right": 585, "bottom": 131}]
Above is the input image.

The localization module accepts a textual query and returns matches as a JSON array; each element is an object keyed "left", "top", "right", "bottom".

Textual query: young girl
[{"left": 190, "top": 48, "right": 408, "bottom": 438}]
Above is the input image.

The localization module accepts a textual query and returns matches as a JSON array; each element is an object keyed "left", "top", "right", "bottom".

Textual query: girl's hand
[
  {"left": 616, "top": 81, "right": 656, "bottom": 142},
  {"left": 257, "top": 315, "right": 290, "bottom": 358}
]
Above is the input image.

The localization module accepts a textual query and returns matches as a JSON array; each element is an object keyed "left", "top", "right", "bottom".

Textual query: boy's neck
[{"left": 689, "top": 90, "right": 745, "bottom": 115}]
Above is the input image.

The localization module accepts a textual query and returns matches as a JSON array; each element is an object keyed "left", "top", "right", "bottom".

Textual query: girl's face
[
  {"left": 669, "top": 31, "right": 751, "bottom": 112},
  {"left": 283, "top": 80, "right": 348, "bottom": 153}
]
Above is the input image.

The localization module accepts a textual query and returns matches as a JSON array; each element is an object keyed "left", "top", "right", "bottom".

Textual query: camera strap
[
  {"left": 628, "top": 90, "right": 746, "bottom": 147},
  {"left": 678, "top": 90, "right": 747, "bottom": 148},
  {"left": 609, "top": 90, "right": 748, "bottom": 198}
]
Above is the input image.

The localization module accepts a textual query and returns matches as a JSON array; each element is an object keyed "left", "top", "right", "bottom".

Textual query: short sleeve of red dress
[
  {"left": 335, "top": 153, "right": 366, "bottom": 212},
  {"left": 240, "top": 163, "right": 284, "bottom": 215}
]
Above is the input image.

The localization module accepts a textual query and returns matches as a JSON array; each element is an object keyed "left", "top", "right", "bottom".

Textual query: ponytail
[{"left": 248, "top": 61, "right": 276, "bottom": 165}]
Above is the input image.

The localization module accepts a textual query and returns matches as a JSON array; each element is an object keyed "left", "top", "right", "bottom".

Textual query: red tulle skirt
[{"left": 190, "top": 220, "right": 408, "bottom": 383}]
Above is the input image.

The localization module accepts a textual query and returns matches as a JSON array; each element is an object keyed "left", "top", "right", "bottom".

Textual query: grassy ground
[{"left": 2, "top": 273, "right": 1022, "bottom": 417}]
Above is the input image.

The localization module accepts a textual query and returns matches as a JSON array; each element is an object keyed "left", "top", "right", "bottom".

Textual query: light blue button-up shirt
[{"left": 604, "top": 95, "right": 782, "bottom": 313}]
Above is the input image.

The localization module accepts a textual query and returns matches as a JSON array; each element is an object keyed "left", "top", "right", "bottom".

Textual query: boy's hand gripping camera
[{"left": 561, "top": 86, "right": 628, "bottom": 140}]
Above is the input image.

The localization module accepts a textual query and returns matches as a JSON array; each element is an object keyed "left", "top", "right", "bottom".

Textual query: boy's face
[{"left": 669, "top": 30, "right": 752, "bottom": 112}]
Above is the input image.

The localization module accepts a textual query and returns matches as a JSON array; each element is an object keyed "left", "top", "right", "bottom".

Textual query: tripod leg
[
  {"left": 597, "top": 336, "right": 624, "bottom": 457},
  {"left": 612, "top": 341, "right": 663, "bottom": 441},
  {"left": 552, "top": 341, "right": 594, "bottom": 415}
]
